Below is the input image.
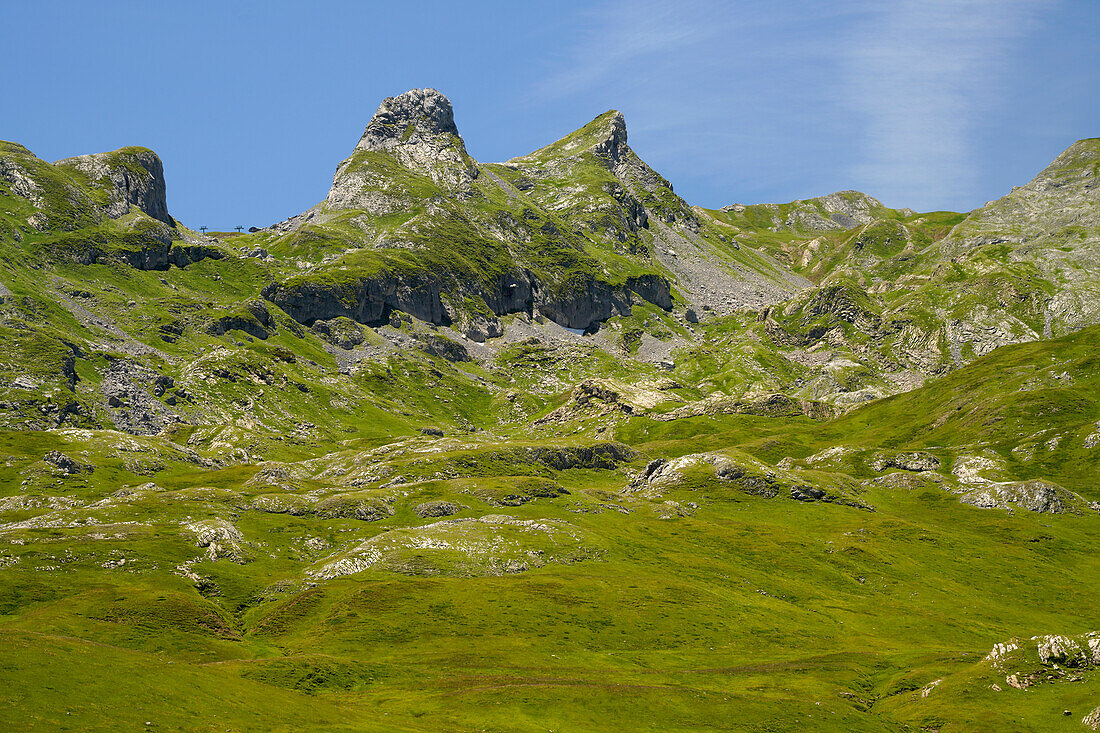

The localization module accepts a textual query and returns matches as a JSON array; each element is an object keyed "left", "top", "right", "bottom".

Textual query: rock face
[
  {"left": 262, "top": 272, "right": 446, "bottom": 327},
  {"left": 626, "top": 274, "right": 673, "bottom": 310},
  {"left": 100, "top": 243, "right": 222, "bottom": 271},
  {"left": 536, "top": 275, "right": 630, "bottom": 331},
  {"left": 354, "top": 88, "right": 460, "bottom": 152},
  {"left": 530, "top": 273, "right": 673, "bottom": 332},
  {"left": 263, "top": 257, "right": 671, "bottom": 333},
  {"left": 54, "top": 147, "right": 172, "bottom": 224}
]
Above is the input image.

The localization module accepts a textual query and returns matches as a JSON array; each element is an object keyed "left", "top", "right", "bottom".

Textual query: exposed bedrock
[
  {"left": 54, "top": 147, "right": 173, "bottom": 224},
  {"left": 264, "top": 267, "right": 672, "bottom": 332},
  {"left": 262, "top": 272, "right": 447, "bottom": 327},
  {"left": 73, "top": 241, "right": 224, "bottom": 271}
]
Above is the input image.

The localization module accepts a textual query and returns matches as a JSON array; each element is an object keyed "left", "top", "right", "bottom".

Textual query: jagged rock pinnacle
[
  {"left": 593, "top": 110, "right": 628, "bottom": 162},
  {"left": 355, "top": 88, "right": 460, "bottom": 153},
  {"left": 326, "top": 88, "right": 476, "bottom": 204}
]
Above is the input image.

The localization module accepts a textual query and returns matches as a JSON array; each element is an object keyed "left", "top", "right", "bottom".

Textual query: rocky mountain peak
[
  {"left": 591, "top": 110, "right": 628, "bottom": 163},
  {"left": 1028, "top": 137, "right": 1100, "bottom": 192},
  {"left": 720, "top": 190, "right": 888, "bottom": 233},
  {"left": 513, "top": 110, "right": 630, "bottom": 167},
  {"left": 814, "top": 190, "right": 885, "bottom": 228},
  {"left": 931, "top": 137, "right": 1099, "bottom": 330},
  {"left": 354, "top": 88, "right": 461, "bottom": 153},
  {"left": 53, "top": 147, "right": 172, "bottom": 224},
  {"left": 946, "top": 137, "right": 1098, "bottom": 241},
  {"left": 326, "top": 88, "right": 477, "bottom": 198}
]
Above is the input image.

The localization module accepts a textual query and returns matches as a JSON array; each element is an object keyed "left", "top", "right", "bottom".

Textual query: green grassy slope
[
  {"left": 0, "top": 327, "right": 1097, "bottom": 731},
  {"left": 695, "top": 139, "right": 1100, "bottom": 400}
]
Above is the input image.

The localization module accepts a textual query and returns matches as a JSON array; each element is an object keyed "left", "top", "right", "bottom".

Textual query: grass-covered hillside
[
  {"left": 0, "top": 326, "right": 1097, "bottom": 732},
  {"left": 0, "top": 89, "right": 1099, "bottom": 731},
  {"left": 697, "top": 137, "right": 1100, "bottom": 401}
]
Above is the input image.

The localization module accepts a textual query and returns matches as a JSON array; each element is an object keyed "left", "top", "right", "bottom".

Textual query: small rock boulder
[
  {"left": 415, "top": 332, "right": 470, "bottom": 362},
  {"left": 186, "top": 518, "right": 247, "bottom": 562},
  {"left": 43, "top": 451, "right": 93, "bottom": 474},
  {"left": 312, "top": 316, "right": 366, "bottom": 350},
  {"left": 415, "top": 500, "right": 461, "bottom": 518},
  {"left": 871, "top": 451, "right": 940, "bottom": 472}
]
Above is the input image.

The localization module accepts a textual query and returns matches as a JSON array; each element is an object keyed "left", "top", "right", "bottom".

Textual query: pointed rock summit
[
  {"left": 328, "top": 88, "right": 477, "bottom": 204},
  {"left": 354, "top": 88, "right": 460, "bottom": 153},
  {"left": 516, "top": 110, "right": 629, "bottom": 167},
  {"left": 592, "top": 110, "right": 628, "bottom": 163}
]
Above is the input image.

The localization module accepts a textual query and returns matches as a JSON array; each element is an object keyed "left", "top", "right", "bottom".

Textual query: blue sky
[{"left": 3, "top": 0, "right": 1096, "bottom": 228}]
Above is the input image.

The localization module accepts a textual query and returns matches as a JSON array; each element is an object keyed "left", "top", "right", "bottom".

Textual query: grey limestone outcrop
[{"left": 54, "top": 147, "right": 173, "bottom": 224}]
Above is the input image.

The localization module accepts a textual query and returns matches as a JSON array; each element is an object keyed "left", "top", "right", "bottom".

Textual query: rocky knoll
[
  {"left": 984, "top": 631, "right": 1100, "bottom": 690},
  {"left": 1, "top": 142, "right": 213, "bottom": 271},
  {"left": 54, "top": 147, "right": 173, "bottom": 224},
  {"left": 721, "top": 190, "right": 897, "bottom": 233}
]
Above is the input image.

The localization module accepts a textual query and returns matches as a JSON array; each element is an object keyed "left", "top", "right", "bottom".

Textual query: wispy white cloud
[
  {"left": 842, "top": 0, "right": 1052, "bottom": 209},
  {"left": 534, "top": 0, "right": 728, "bottom": 101},
  {"left": 528, "top": 1, "right": 852, "bottom": 193},
  {"left": 530, "top": 0, "right": 1052, "bottom": 211}
]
